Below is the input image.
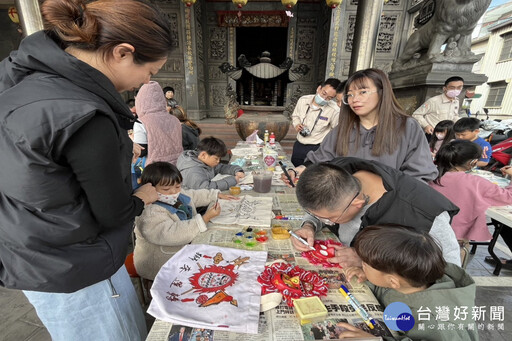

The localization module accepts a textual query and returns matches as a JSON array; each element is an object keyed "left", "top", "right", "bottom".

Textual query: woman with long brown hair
[
  {"left": 172, "top": 106, "right": 202, "bottom": 150},
  {"left": 0, "top": 0, "right": 173, "bottom": 339},
  {"left": 284, "top": 68, "right": 436, "bottom": 184}
]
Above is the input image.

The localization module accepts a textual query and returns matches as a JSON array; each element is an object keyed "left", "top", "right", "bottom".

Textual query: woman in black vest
[{"left": 0, "top": 0, "right": 172, "bottom": 339}]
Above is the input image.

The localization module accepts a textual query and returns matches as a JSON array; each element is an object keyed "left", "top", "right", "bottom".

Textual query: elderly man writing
[{"left": 291, "top": 158, "right": 461, "bottom": 267}]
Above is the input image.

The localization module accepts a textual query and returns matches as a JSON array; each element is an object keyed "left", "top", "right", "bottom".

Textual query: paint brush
[{"left": 278, "top": 161, "right": 295, "bottom": 187}]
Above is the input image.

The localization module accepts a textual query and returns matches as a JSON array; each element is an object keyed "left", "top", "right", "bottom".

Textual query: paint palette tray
[{"left": 232, "top": 227, "right": 268, "bottom": 247}]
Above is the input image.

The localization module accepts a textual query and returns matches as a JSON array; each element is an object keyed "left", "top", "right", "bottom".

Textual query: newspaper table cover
[
  {"left": 146, "top": 192, "right": 395, "bottom": 340},
  {"left": 147, "top": 229, "right": 396, "bottom": 341},
  {"left": 210, "top": 195, "right": 273, "bottom": 227},
  {"left": 148, "top": 244, "right": 268, "bottom": 334}
]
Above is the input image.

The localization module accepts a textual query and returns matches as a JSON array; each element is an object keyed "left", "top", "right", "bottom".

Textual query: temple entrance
[{"left": 236, "top": 27, "right": 288, "bottom": 106}]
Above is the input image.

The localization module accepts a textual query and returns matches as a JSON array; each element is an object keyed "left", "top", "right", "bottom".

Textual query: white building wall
[{"left": 471, "top": 24, "right": 512, "bottom": 119}]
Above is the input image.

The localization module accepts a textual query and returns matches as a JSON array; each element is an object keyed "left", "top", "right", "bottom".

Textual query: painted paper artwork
[
  {"left": 258, "top": 262, "right": 328, "bottom": 307},
  {"left": 148, "top": 244, "right": 267, "bottom": 334},
  {"left": 210, "top": 195, "right": 273, "bottom": 227},
  {"left": 302, "top": 240, "right": 344, "bottom": 268}
]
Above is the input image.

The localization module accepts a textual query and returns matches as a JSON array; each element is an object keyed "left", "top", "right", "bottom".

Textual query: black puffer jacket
[
  {"left": 0, "top": 31, "right": 143, "bottom": 292},
  {"left": 329, "top": 157, "right": 459, "bottom": 234},
  {"left": 182, "top": 124, "right": 200, "bottom": 150}
]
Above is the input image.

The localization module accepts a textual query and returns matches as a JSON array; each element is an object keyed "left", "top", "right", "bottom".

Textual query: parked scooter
[{"left": 477, "top": 111, "right": 512, "bottom": 146}]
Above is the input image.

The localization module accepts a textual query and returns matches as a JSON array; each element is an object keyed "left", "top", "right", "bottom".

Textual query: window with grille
[
  {"left": 499, "top": 33, "right": 512, "bottom": 61},
  {"left": 485, "top": 82, "right": 507, "bottom": 107}
]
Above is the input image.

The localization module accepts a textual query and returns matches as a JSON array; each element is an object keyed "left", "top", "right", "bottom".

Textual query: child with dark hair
[
  {"left": 163, "top": 86, "right": 179, "bottom": 110},
  {"left": 339, "top": 225, "right": 478, "bottom": 341},
  {"left": 429, "top": 120, "right": 455, "bottom": 159},
  {"left": 453, "top": 117, "right": 491, "bottom": 167},
  {"left": 177, "top": 137, "right": 245, "bottom": 190},
  {"left": 430, "top": 140, "right": 512, "bottom": 266},
  {"left": 134, "top": 162, "right": 237, "bottom": 280}
]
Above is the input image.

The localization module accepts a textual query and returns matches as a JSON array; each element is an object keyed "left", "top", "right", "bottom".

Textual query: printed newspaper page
[{"left": 146, "top": 190, "right": 395, "bottom": 341}]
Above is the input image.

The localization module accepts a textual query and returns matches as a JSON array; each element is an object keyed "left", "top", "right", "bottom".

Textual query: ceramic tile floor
[{"left": 1, "top": 238, "right": 511, "bottom": 341}]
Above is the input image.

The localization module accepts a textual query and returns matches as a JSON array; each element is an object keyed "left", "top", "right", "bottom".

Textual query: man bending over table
[{"left": 291, "top": 157, "right": 462, "bottom": 267}]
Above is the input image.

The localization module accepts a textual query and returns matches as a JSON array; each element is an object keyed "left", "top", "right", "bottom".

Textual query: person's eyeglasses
[
  {"left": 304, "top": 190, "right": 360, "bottom": 226},
  {"left": 342, "top": 89, "right": 379, "bottom": 105}
]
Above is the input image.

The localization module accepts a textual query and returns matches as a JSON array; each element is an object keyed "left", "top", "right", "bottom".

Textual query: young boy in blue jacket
[{"left": 453, "top": 117, "right": 492, "bottom": 168}]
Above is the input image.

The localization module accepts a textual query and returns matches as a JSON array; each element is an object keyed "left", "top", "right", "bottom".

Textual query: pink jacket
[
  {"left": 136, "top": 81, "right": 183, "bottom": 165},
  {"left": 429, "top": 172, "right": 512, "bottom": 241}
]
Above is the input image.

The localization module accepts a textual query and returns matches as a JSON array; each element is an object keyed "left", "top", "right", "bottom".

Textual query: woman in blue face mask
[{"left": 290, "top": 78, "right": 342, "bottom": 167}]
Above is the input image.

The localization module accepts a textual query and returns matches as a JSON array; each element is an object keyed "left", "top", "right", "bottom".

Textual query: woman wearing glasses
[
  {"left": 292, "top": 159, "right": 461, "bottom": 269},
  {"left": 283, "top": 68, "right": 437, "bottom": 185}
]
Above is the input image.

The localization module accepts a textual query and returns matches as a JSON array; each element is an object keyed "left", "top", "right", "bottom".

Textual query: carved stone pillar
[
  {"left": 181, "top": 3, "right": 201, "bottom": 120},
  {"left": 349, "top": 0, "right": 384, "bottom": 74},
  {"left": 15, "top": 0, "right": 44, "bottom": 37},
  {"left": 326, "top": 5, "right": 344, "bottom": 79},
  {"left": 285, "top": 13, "right": 297, "bottom": 105},
  {"left": 250, "top": 77, "right": 254, "bottom": 105}
]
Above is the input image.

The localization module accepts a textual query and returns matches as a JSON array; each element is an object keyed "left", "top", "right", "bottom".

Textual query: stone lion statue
[{"left": 392, "top": 0, "right": 492, "bottom": 71}]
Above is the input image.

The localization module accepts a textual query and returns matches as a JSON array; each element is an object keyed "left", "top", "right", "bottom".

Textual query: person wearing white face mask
[
  {"left": 133, "top": 162, "right": 238, "bottom": 281},
  {"left": 412, "top": 76, "right": 464, "bottom": 138},
  {"left": 429, "top": 120, "right": 456, "bottom": 159},
  {"left": 291, "top": 78, "right": 341, "bottom": 166}
]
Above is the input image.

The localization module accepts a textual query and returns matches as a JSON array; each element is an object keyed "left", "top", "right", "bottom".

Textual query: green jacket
[{"left": 369, "top": 263, "right": 479, "bottom": 341}]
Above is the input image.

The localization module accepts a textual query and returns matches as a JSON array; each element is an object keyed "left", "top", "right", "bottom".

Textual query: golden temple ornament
[
  {"left": 232, "top": 0, "right": 248, "bottom": 9},
  {"left": 281, "top": 0, "right": 298, "bottom": 9},
  {"left": 326, "top": 0, "right": 342, "bottom": 8}
]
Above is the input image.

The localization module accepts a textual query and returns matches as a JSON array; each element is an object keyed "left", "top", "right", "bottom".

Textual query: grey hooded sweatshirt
[{"left": 177, "top": 150, "right": 243, "bottom": 190}]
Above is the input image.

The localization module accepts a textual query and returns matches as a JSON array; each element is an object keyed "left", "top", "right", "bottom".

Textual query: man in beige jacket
[{"left": 412, "top": 76, "right": 464, "bottom": 138}]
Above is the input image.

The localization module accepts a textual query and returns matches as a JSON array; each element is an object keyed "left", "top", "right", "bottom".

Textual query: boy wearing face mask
[
  {"left": 133, "top": 162, "right": 238, "bottom": 280},
  {"left": 291, "top": 78, "right": 341, "bottom": 167},
  {"left": 412, "top": 76, "right": 464, "bottom": 137}
]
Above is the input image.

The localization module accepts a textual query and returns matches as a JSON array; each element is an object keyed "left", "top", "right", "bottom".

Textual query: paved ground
[{"left": 1, "top": 234, "right": 512, "bottom": 341}]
